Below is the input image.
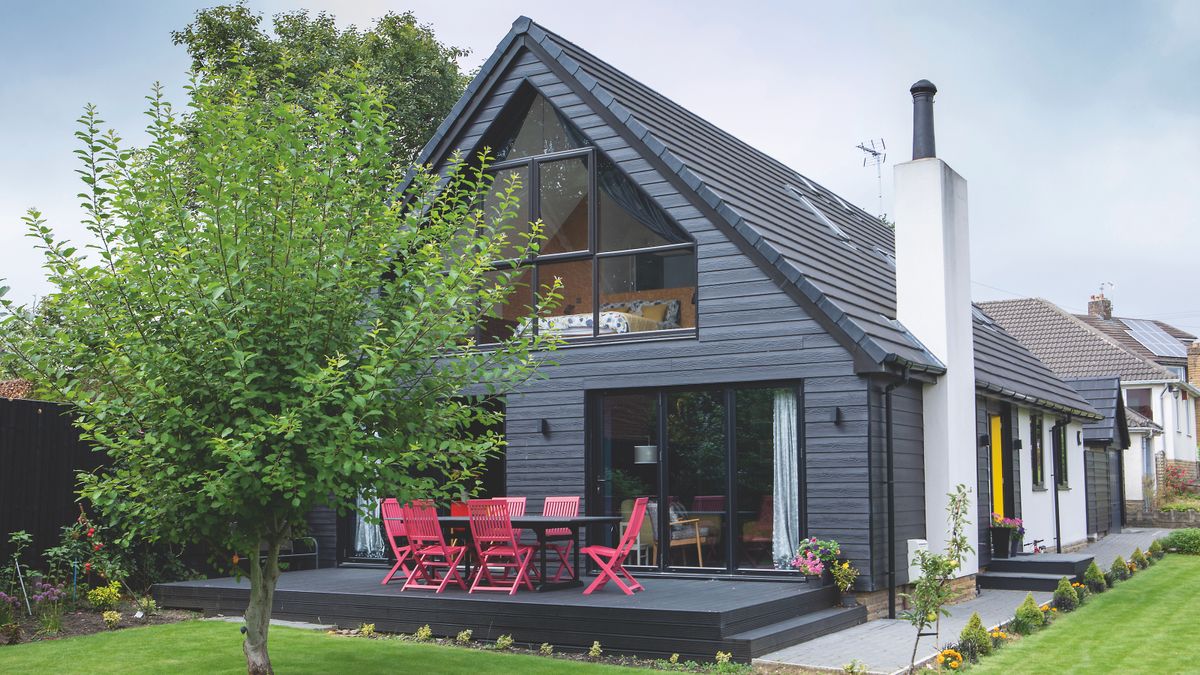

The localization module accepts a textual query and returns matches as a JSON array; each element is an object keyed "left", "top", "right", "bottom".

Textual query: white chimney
[{"left": 894, "top": 80, "right": 979, "bottom": 576}]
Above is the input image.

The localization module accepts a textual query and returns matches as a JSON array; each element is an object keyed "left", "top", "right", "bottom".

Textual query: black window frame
[
  {"left": 586, "top": 380, "right": 806, "bottom": 579},
  {"left": 474, "top": 94, "right": 698, "bottom": 346},
  {"left": 1052, "top": 420, "right": 1069, "bottom": 490},
  {"left": 1029, "top": 414, "right": 1045, "bottom": 489}
]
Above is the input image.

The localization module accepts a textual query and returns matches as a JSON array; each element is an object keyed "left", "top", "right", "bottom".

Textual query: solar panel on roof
[{"left": 1123, "top": 318, "right": 1188, "bottom": 358}]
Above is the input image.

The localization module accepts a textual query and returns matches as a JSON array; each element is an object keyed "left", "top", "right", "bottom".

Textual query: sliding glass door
[{"left": 591, "top": 382, "right": 803, "bottom": 575}]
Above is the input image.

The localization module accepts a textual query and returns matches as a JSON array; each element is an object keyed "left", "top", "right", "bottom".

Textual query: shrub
[
  {"left": 715, "top": 651, "right": 733, "bottom": 665},
  {"left": 1149, "top": 539, "right": 1165, "bottom": 560},
  {"left": 1132, "top": 548, "right": 1149, "bottom": 569},
  {"left": 87, "top": 581, "right": 122, "bottom": 611},
  {"left": 1110, "top": 556, "right": 1130, "bottom": 583},
  {"left": 539, "top": 642, "right": 553, "bottom": 656},
  {"left": 1162, "top": 528, "right": 1200, "bottom": 554},
  {"left": 669, "top": 653, "right": 680, "bottom": 664},
  {"left": 135, "top": 597, "right": 158, "bottom": 617},
  {"left": 358, "top": 623, "right": 376, "bottom": 638},
  {"left": 1, "top": 621, "right": 22, "bottom": 645},
  {"left": 102, "top": 611, "right": 122, "bottom": 630},
  {"left": 1053, "top": 577, "right": 1079, "bottom": 611},
  {"left": 957, "top": 612, "right": 992, "bottom": 661},
  {"left": 1083, "top": 561, "right": 1107, "bottom": 593},
  {"left": 455, "top": 629, "right": 472, "bottom": 645},
  {"left": 413, "top": 625, "right": 432, "bottom": 642},
  {"left": 495, "top": 634, "right": 514, "bottom": 650},
  {"left": 842, "top": 660, "right": 867, "bottom": 674},
  {"left": 1012, "top": 593, "right": 1045, "bottom": 635},
  {"left": 588, "top": 641, "right": 603, "bottom": 658}
]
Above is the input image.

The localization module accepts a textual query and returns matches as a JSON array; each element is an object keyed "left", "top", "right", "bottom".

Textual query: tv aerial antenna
[{"left": 856, "top": 139, "right": 887, "bottom": 218}]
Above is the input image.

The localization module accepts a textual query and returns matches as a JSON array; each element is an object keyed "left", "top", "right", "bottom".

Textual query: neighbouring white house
[{"left": 980, "top": 296, "right": 1199, "bottom": 512}]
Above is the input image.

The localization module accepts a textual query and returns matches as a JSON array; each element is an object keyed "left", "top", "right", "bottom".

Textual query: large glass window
[
  {"left": 477, "top": 90, "right": 696, "bottom": 342},
  {"left": 1053, "top": 422, "right": 1069, "bottom": 489},
  {"left": 592, "top": 384, "right": 802, "bottom": 575}
]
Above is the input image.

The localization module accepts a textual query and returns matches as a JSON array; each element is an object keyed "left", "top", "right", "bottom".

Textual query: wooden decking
[{"left": 153, "top": 567, "right": 865, "bottom": 662}]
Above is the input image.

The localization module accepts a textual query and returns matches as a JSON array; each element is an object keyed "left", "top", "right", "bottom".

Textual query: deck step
[
  {"left": 977, "top": 571, "right": 1075, "bottom": 592},
  {"left": 727, "top": 605, "right": 867, "bottom": 658},
  {"left": 986, "top": 553, "right": 1092, "bottom": 577}
]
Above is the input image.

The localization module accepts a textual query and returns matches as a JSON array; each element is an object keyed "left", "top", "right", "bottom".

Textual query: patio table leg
[
  {"left": 573, "top": 526, "right": 581, "bottom": 582},
  {"left": 538, "top": 528, "right": 548, "bottom": 590}
]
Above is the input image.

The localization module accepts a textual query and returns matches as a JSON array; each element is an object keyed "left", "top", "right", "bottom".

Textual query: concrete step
[
  {"left": 977, "top": 571, "right": 1071, "bottom": 592},
  {"left": 987, "top": 553, "right": 1092, "bottom": 577}
]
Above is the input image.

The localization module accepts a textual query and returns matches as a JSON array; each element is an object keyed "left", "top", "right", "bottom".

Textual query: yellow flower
[{"left": 950, "top": 662, "right": 959, "bottom": 669}]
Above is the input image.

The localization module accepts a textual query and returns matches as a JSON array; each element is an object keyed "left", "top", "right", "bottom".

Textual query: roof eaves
[{"left": 976, "top": 380, "right": 1103, "bottom": 420}]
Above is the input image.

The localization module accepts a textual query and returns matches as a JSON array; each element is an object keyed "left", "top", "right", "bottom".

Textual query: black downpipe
[
  {"left": 1050, "top": 419, "right": 1066, "bottom": 553},
  {"left": 881, "top": 368, "right": 911, "bottom": 619}
]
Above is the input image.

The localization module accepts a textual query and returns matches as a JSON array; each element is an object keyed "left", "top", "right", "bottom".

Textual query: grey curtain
[{"left": 773, "top": 389, "right": 801, "bottom": 568}]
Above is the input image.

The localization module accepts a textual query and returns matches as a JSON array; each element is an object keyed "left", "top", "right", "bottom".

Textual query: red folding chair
[
  {"left": 541, "top": 496, "right": 580, "bottom": 582},
  {"left": 581, "top": 497, "right": 648, "bottom": 596},
  {"left": 448, "top": 500, "right": 469, "bottom": 546},
  {"left": 379, "top": 498, "right": 412, "bottom": 585},
  {"left": 468, "top": 499, "right": 534, "bottom": 595},
  {"left": 401, "top": 500, "right": 467, "bottom": 593},
  {"left": 498, "top": 496, "right": 529, "bottom": 579}
]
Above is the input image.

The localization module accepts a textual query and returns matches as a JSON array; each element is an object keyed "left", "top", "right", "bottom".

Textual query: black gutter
[{"left": 881, "top": 367, "right": 911, "bottom": 619}]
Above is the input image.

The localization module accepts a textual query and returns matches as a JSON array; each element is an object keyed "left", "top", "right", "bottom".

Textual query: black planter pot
[
  {"left": 990, "top": 527, "right": 1013, "bottom": 559},
  {"left": 1010, "top": 533, "right": 1023, "bottom": 557}
]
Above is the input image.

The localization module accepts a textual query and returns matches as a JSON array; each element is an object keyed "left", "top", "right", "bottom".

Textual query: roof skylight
[{"left": 785, "top": 184, "right": 855, "bottom": 247}]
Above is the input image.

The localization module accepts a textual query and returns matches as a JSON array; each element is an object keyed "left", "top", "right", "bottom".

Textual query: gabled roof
[
  {"left": 979, "top": 298, "right": 1179, "bottom": 382},
  {"left": 973, "top": 309, "right": 1101, "bottom": 418},
  {"left": 416, "top": 17, "right": 1098, "bottom": 418},
  {"left": 0, "top": 379, "right": 32, "bottom": 399},
  {"left": 1065, "top": 376, "right": 1131, "bottom": 448},
  {"left": 1074, "top": 312, "right": 1196, "bottom": 365}
]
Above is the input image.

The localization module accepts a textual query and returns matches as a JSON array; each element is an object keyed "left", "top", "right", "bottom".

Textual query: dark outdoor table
[{"left": 436, "top": 515, "right": 623, "bottom": 591}]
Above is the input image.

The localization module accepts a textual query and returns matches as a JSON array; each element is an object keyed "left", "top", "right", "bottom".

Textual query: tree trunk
[{"left": 244, "top": 536, "right": 283, "bottom": 675}]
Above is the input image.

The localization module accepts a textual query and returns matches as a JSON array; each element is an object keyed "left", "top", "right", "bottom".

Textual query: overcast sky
[{"left": 2, "top": 1, "right": 1197, "bottom": 333}]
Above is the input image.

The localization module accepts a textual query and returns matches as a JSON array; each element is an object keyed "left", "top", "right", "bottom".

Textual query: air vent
[{"left": 785, "top": 184, "right": 856, "bottom": 249}]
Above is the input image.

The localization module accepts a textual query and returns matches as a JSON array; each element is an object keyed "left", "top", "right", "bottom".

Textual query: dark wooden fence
[{"left": 0, "top": 398, "right": 102, "bottom": 566}]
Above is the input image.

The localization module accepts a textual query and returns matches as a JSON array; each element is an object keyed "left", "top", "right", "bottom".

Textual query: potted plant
[
  {"left": 831, "top": 560, "right": 860, "bottom": 607},
  {"left": 790, "top": 537, "right": 841, "bottom": 581},
  {"left": 989, "top": 513, "right": 1023, "bottom": 559}
]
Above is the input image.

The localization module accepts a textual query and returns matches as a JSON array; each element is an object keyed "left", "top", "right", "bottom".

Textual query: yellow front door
[{"left": 990, "top": 414, "right": 1005, "bottom": 516}]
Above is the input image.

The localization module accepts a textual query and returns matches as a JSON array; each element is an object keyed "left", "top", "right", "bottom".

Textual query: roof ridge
[
  {"left": 985, "top": 297, "right": 1179, "bottom": 380},
  {"left": 519, "top": 17, "right": 894, "bottom": 245}
]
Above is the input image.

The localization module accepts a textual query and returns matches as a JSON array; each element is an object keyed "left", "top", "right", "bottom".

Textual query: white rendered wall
[
  {"left": 1013, "top": 409, "right": 1088, "bottom": 550},
  {"left": 1124, "top": 431, "right": 1154, "bottom": 502},
  {"left": 894, "top": 158, "right": 978, "bottom": 576}
]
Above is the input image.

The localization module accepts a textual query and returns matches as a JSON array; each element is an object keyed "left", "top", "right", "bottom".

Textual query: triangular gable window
[
  {"left": 492, "top": 92, "right": 583, "bottom": 161},
  {"left": 477, "top": 87, "right": 696, "bottom": 343}
]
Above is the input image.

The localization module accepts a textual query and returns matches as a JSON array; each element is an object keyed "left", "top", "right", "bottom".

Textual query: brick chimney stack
[{"left": 1088, "top": 293, "right": 1113, "bottom": 320}]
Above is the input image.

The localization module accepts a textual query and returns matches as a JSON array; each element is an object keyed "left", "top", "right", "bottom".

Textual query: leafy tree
[
  {"left": 900, "top": 484, "right": 973, "bottom": 673},
  {"left": 0, "top": 63, "right": 559, "bottom": 673},
  {"left": 172, "top": 3, "right": 469, "bottom": 163}
]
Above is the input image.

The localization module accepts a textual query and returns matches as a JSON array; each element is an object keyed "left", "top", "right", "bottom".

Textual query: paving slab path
[{"left": 755, "top": 527, "right": 1169, "bottom": 674}]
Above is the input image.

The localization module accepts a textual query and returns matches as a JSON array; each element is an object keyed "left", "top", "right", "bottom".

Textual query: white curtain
[
  {"left": 773, "top": 389, "right": 801, "bottom": 568},
  {"left": 354, "top": 494, "right": 385, "bottom": 559}
]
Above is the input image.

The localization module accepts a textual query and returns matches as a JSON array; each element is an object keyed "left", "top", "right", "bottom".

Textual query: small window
[
  {"left": 1127, "top": 388, "right": 1153, "bottom": 421},
  {"left": 1052, "top": 422, "right": 1069, "bottom": 489},
  {"left": 1029, "top": 415, "right": 1045, "bottom": 488}
]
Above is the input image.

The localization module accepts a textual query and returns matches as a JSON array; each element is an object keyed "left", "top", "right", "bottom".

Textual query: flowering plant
[
  {"left": 830, "top": 560, "right": 859, "bottom": 592},
  {"left": 937, "top": 648, "right": 963, "bottom": 670},
  {"left": 795, "top": 537, "right": 842, "bottom": 565},
  {"left": 0, "top": 591, "right": 20, "bottom": 626},
  {"left": 30, "top": 580, "right": 66, "bottom": 635},
  {"left": 790, "top": 551, "right": 825, "bottom": 576},
  {"left": 990, "top": 513, "right": 1024, "bottom": 533}
]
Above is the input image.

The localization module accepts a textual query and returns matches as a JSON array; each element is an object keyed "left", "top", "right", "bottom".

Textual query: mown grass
[
  {"left": 972, "top": 554, "right": 1200, "bottom": 673},
  {"left": 0, "top": 619, "right": 636, "bottom": 674}
]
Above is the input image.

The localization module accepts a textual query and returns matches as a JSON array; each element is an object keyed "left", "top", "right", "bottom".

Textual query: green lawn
[
  {"left": 973, "top": 554, "right": 1200, "bottom": 673},
  {"left": 0, "top": 620, "right": 635, "bottom": 674}
]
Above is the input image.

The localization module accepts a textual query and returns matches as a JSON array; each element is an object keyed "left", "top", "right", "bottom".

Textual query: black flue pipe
[{"left": 910, "top": 80, "right": 937, "bottom": 160}]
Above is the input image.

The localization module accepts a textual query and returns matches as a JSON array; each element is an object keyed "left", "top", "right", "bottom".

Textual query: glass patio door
[{"left": 592, "top": 383, "right": 802, "bottom": 575}]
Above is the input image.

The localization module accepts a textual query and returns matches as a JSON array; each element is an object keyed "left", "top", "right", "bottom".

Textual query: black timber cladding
[
  {"left": 1083, "top": 450, "right": 1113, "bottom": 537},
  {"left": 868, "top": 379, "right": 925, "bottom": 588},
  {"left": 1066, "top": 377, "right": 1131, "bottom": 448},
  {"left": 416, "top": 36, "right": 885, "bottom": 584}
]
